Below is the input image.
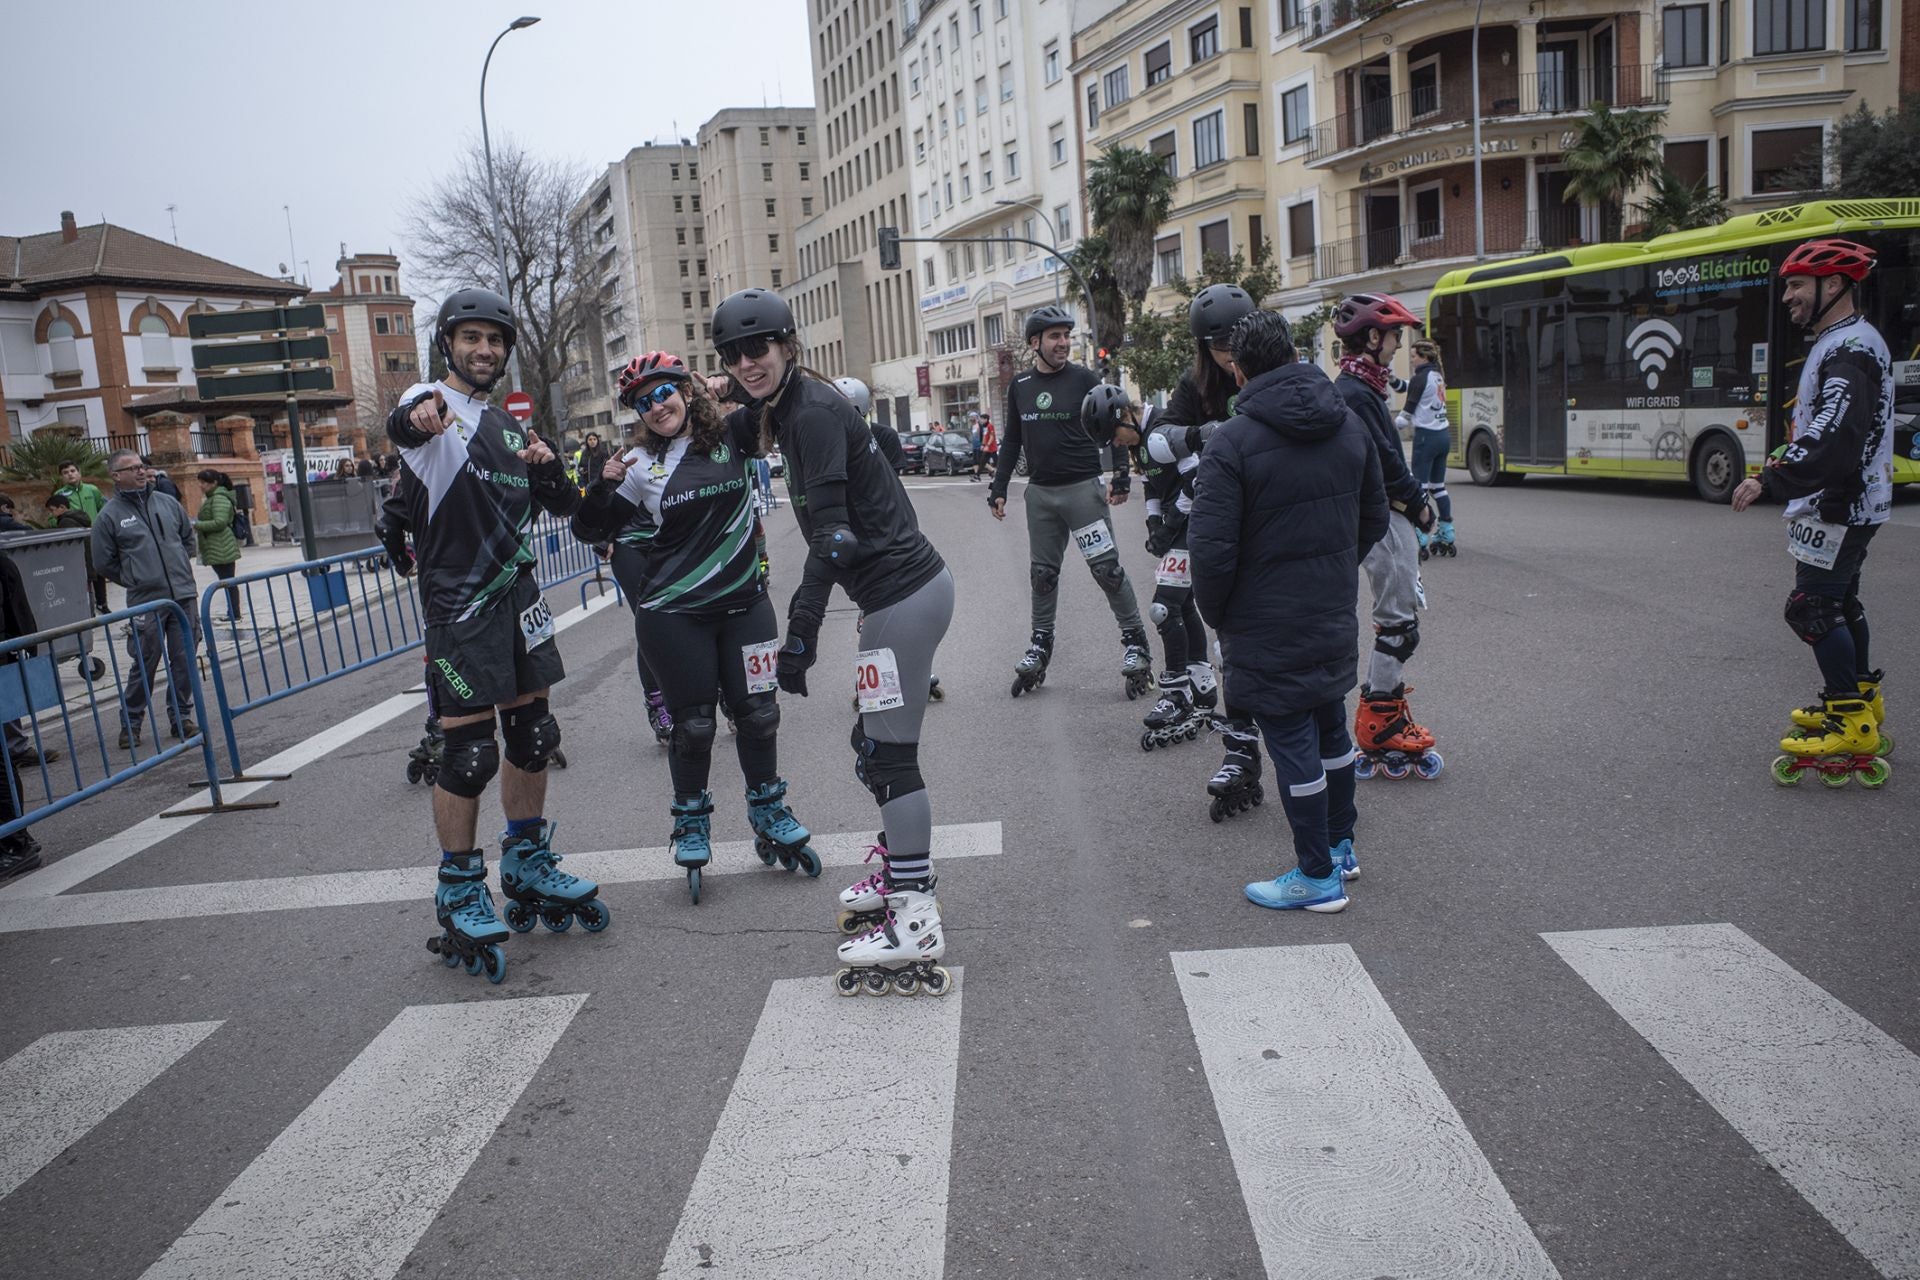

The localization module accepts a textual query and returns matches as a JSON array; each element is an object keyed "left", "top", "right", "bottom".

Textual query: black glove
[
  {"left": 1409, "top": 498, "right": 1436, "bottom": 533},
  {"left": 777, "top": 624, "right": 818, "bottom": 697},
  {"left": 1144, "top": 515, "right": 1174, "bottom": 558}
]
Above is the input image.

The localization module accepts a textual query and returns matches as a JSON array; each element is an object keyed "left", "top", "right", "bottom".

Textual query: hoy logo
[{"left": 1626, "top": 319, "right": 1682, "bottom": 390}]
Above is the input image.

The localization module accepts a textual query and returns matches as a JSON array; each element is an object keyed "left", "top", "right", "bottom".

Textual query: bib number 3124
[
  {"left": 1786, "top": 516, "right": 1844, "bottom": 570},
  {"left": 518, "top": 595, "right": 555, "bottom": 650},
  {"left": 855, "top": 646, "right": 905, "bottom": 713}
]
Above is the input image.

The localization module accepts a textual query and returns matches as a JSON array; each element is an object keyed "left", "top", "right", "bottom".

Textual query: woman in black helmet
[{"left": 708, "top": 286, "right": 956, "bottom": 997}]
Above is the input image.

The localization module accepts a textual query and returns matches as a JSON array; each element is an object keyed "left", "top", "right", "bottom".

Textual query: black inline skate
[
  {"left": 645, "top": 688, "right": 672, "bottom": 747},
  {"left": 427, "top": 852, "right": 509, "bottom": 983},
  {"left": 1207, "top": 720, "right": 1266, "bottom": 822},
  {"left": 1011, "top": 630, "right": 1054, "bottom": 698},
  {"left": 928, "top": 675, "right": 945, "bottom": 702},
  {"left": 1121, "top": 627, "right": 1154, "bottom": 700},
  {"left": 405, "top": 716, "right": 443, "bottom": 786},
  {"left": 1141, "top": 675, "right": 1205, "bottom": 751}
]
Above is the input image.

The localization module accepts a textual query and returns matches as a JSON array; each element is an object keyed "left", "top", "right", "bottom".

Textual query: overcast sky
[{"left": 2, "top": 0, "right": 816, "bottom": 302}]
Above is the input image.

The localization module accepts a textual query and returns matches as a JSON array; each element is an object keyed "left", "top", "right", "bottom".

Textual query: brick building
[{"left": 307, "top": 250, "right": 419, "bottom": 448}]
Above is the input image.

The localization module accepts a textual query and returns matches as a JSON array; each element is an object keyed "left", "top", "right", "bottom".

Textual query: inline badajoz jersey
[{"left": 1770, "top": 314, "right": 1895, "bottom": 528}]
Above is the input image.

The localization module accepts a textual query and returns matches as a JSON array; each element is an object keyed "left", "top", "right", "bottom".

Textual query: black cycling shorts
[{"left": 425, "top": 572, "right": 566, "bottom": 714}]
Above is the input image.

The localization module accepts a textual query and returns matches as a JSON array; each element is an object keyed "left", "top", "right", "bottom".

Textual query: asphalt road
[{"left": 0, "top": 468, "right": 1914, "bottom": 1280}]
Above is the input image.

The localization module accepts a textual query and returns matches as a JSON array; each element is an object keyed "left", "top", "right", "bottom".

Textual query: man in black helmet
[
  {"left": 384, "top": 288, "right": 604, "bottom": 984},
  {"left": 991, "top": 305, "right": 1151, "bottom": 699}
]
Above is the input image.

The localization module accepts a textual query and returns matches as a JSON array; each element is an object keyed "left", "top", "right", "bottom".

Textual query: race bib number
[
  {"left": 742, "top": 639, "right": 780, "bottom": 694},
  {"left": 1071, "top": 519, "right": 1116, "bottom": 560},
  {"left": 854, "top": 647, "right": 905, "bottom": 714},
  {"left": 1787, "top": 516, "right": 1844, "bottom": 570},
  {"left": 518, "top": 595, "right": 555, "bottom": 650},
  {"left": 1154, "top": 550, "right": 1191, "bottom": 587}
]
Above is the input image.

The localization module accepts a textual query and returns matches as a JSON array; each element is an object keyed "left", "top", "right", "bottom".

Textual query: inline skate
[
  {"left": 1788, "top": 669, "right": 1891, "bottom": 757},
  {"left": 670, "top": 792, "right": 713, "bottom": 903},
  {"left": 404, "top": 716, "right": 443, "bottom": 786},
  {"left": 1773, "top": 692, "right": 1890, "bottom": 788},
  {"left": 1011, "top": 630, "right": 1054, "bottom": 698},
  {"left": 837, "top": 835, "right": 893, "bottom": 935},
  {"left": 747, "top": 777, "right": 821, "bottom": 875},
  {"left": 1429, "top": 520, "right": 1458, "bottom": 558},
  {"left": 928, "top": 674, "right": 946, "bottom": 702},
  {"left": 834, "top": 883, "right": 952, "bottom": 997},
  {"left": 1208, "top": 720, "right": 1266, "bottom": 822},
  {"left": 1121, "top": 627, "right": 1154, "bottom": 700},
  {"left": 427, "top": 852, "right": 509, "bottom": 983},
  {"left": 1141, "top": 675, "right": 1205, "bottom": 751},
  {"left": 1187, "top": 662, "right": 1219, "bottom": 715},
  {"left": 645, "top": 688, "right": 673, "bottom": 747},
  {"left": 1354, "top": 685, "right": 1443, "bottom": 780},
  {"left": 499, "top": 821, "right": 610, "bottom": 933}
]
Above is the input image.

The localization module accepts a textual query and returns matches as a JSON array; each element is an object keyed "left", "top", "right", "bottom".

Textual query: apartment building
[
  {"left": 309, "top": 250, "right": 418, "bottom": 437},
  {"left": 699, "top": 108, "right": 819, "bottom": 301},
  {"left": 791, "top": 0, "right": 925, "bottom": 430}
]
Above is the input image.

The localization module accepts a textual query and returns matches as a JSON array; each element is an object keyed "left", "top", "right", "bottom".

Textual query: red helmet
[
  {"left": 615, "top": 351, "right": 692, "bottom": 407},
  {"left": 1778, "top": 238, "right": 1875, "bottom": 283},
  {"left": 1332, "top": 293, "right": 1422, "bottom": 340}
]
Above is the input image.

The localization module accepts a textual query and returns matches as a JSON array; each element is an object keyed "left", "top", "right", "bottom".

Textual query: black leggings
[
  {"left": 1150, "top": 536, "right": 1207, "bottom": 673},
  {"left": 635, "top": 595, "right": 780, "bottom": 794},
  {"left": 608, "top": 544, "right": 664, "bottom": 697},
  {"left": 212, "top": 561, "right": 239, "bottom": 618}
]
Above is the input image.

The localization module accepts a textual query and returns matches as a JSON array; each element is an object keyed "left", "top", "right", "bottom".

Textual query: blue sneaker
[
  {"left": 1244, "top": 868, "right": 1348, "bottom": 913},
  {"left": 1331, "top": 838, "right": 1359, "bottom": 881}
]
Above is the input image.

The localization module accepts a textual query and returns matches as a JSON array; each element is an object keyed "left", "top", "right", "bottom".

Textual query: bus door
[{"left": 1500, "top": 302, "right": 1569, "bottom": 465}]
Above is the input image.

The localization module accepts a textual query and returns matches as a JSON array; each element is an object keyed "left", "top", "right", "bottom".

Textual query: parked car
[
  {"left": 898, "top": 433, "right": 930, "bottom": 474},
  {"left": 765, "top": 448, "right": 784, "bottom": 478},
  {"left": 924, "top": 432, "right": 974, "bottom": 476}
]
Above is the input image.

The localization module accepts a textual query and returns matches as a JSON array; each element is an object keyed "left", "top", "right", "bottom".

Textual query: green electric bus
[{"left": 1426, "top": 199, "right": 1920, "bottom": 502}]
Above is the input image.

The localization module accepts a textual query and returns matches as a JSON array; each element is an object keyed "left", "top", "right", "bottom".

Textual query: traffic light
[
  {"left": 878, "top": 226, "right": 902, "bottom": 271},
  {"left": 1097, "top": 347, "right": 1113, "bottom": 379}
]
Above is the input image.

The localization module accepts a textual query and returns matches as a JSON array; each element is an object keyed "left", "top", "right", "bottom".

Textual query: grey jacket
[{"left": 92, "top": 488, "right": 197, "bottom": 605}]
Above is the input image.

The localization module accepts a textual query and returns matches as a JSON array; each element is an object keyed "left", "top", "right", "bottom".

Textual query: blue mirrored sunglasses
[{"left": 629, "top": 382, "right": 680, "bottom": 410}]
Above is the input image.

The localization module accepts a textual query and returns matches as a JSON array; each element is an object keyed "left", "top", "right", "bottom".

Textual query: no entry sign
[{"left": 504, "top": 391, "right": 534, "bottom": 422}]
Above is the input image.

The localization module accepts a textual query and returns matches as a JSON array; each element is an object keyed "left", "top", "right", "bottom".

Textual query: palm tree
[
  {"left": 1636, "top": 171, "right": 1731, "bottom": 239},
  {"left": 1561, "top": 105, "right": 1667, "bottom": 241},
  {"left": 1085, "top": 146, "right": 1177, "bottom": 304}
]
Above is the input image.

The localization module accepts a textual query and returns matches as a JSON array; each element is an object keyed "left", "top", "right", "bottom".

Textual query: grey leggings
[
  {"left": 1023, "top": 476, "right": 1144, "bottom": 634},
  {"left": 855, "top": 567, "right": 955, "bottom": 860},
  {"left": 1362, "top": 517, "right": 1422, "bottom": 691}
]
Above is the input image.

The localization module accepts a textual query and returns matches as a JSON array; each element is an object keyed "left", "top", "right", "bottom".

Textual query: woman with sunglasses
[
  {"left": 573, "top": 351, "right": 817, "bottom": 905},
  {"left": 710, "top": 287, "right": 955, "bottom": 997}
]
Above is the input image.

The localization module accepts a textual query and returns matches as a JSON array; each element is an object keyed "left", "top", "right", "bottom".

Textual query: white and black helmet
[{"left": 831, "top": 376, "right": 872, "bottom": 416}]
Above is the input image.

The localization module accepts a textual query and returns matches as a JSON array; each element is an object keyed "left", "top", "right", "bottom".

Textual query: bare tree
[{"left": 404, "top": 137, "right": 593, "bottom": 438}]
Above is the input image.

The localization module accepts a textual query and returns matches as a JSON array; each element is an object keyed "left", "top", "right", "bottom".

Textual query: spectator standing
[
  {"left": 54, "top": 462, "right": 105, "bottom": 520},
  {"left": 92, "top": 451, "right": 201, "bottom": 748},
  {"left": 974, "top": 412, "right": 997, "bottom": 481},
  {"left": 145, "top": 461, "right": 182, "bottom": 501},
  {"left": 193, "top": 470, "right": 243, "bottom": 620},
  {"left": 0, "top": 498, "right": 29, "bottom": 533},
  {"left": 0, "top": 550, "right": 44, "bottom": 878}
]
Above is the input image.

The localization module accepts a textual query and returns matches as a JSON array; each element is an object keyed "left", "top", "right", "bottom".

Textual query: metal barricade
[{"left": 0, "top": 601, "right": 271, "bottom": 842}]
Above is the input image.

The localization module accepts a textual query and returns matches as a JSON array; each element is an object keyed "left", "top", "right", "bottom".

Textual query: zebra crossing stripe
[
  {"left": 1174, "top": 945, "right": 1562, "bottom": 1280},
  {"left": 1545, "top": 923, "right": 1920, "bottom": 1279},
  {"left": 0, "top": 1021, "right": 222, "bottom": 1201},
  {"left": 0, "top": 821, "right": 1002, "bottom": 935},
  {"left": 658, "top": 971, "right": 964, "bottom": 1278},
  {"left": 139, "top": 994, "right": 585, "bottom": 1280}
]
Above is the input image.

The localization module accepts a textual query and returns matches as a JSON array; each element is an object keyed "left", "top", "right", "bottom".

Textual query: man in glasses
[{"left": 91, "top": 451, "right": 201, "bottom": 749}]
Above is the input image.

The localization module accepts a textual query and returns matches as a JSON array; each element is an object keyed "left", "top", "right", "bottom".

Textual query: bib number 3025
[
  {"left": 1154, "top": 550, "right": 1191, "bottom": 587},
  {"left": 518, "top": 595, "right": 555, "bottom": 650},
  {"left": 1786, "top": 516, "right": 1844, "bottom": 570},
  {"left": 742, "top": 639, "right": 780, "bottom": 694},
  {"left": 1071, "top": 519, "right": 1116, "bottom": 560},
  {"left": 854, "top": 646, "right": 905, "bottom": 713}
]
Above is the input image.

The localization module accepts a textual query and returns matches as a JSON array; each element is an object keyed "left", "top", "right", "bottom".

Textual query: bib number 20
[{"left": 855, "top": 647, "right": 905, "bottom": 714}]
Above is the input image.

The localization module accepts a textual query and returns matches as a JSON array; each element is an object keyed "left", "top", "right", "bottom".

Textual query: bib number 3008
[
  {"left": 742, "top": 639, "right": 780, "bottom": 694},
  {"left": 1071, "top": 519, "right": 1116, "bottom": 561},
  {"left": 854, "top": 646, "right": 905, "bottom": 713},
  {"left": 1786, "top": 516, "right": 1844, "bottom": 570},
  {"left": 518, "top": 596, "right": 555, "bottom": 650}
]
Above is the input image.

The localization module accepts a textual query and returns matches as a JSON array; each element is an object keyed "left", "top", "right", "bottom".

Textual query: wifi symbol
[{"left": 1626, "top": 318, "right": 1683, "bottom": 390}]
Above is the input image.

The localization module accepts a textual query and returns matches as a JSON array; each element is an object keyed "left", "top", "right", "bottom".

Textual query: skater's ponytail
[{"left": 756, "top": 337, "right": 839, "bottom": 455}]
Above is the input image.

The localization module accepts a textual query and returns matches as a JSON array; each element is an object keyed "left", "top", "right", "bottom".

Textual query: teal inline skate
[
  {"left": 427, "top": 853, "right": 509, "bottom": 983},
  {"left": 498, "top": 822, "right": 609, "bottom": 934},
  {"left": 747, "top": 778, "right": 821, "bottom": 875},
  {"left": 671, "top": 792, "right": 713, "bottom": 903}
]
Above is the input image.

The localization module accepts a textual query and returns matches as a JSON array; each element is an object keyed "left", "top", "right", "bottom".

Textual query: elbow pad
[
  {"left": 811, "top": 524, "right": 862, "bottom": 569},
  {"left": 1147, "top": 425, "right": 1187, "bottom": 465}
]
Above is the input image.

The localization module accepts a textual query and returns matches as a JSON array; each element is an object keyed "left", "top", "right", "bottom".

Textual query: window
[
  {"left": 772, "top": 269, "right": 783, "bottom": 287},
  {"left": 691, "top": 195, "right": 701, "bottom": 212},
  {"left": 1155, "top": 234, "right": 1184, "bottom": 284},
  {"left": 1150, "top": 131, "right": 1177, "bottom": 177},
  {"left": 1199, "top": 219, "right": 1231, "bottom": 263},
  {"left": 139, "top": 315, "right": 172, "bottom": 368},
  {"left": 677, "top": 227, "right": 688, "bottom": 245},
  {"left": 971, "top": 2, "right": 982, "bottom": 33},
  {"left": 1720, "top": 0, "right": 1733, "bottom": 58},
  {"left": 1244, "top": 102, "right": 1261, "bottom": 156},
  {"left": 57, "top": 404, "right": 88, "bottom": 430},
  {"left": 1665, "top": 139, "right": 1711, "bottom": 189},
  {"left": 1193, "top": 110, "right": 1226, "bottom": 168},
  {"left": 1050, "top": 124, "right": 1067, "bottom": 165},
  {"left": 1281, "top": 85, "right": 1310, "bottom": 144},
  {"left": 1001, "top": 68, "right": 1014, "bottom": 101},
  {"left": 1189, "top": 14, "right": 1219, "bottom": 61},
  {"left": 955, "top": 92, "right": 967, "bottom": 127},
  {"left": 961, "top": 164, "right": 973, "bottom": 197},
  {"left": 1753, "top": 0, "right": 1825, "bottom": 53},
  {"left": 680, "top": 259, "right": 690, "bottom": 277},
  {"left": 1411, "top": 183, "right": 1443, "bottom": 241},
  {"left": 1287, "top": 200, "right": 1316, "bottom": 258},
  {"left": 688, "top": 163, "right": 697, "bottom": 179},
  {"left": 964, "top": 244, "right": 976, "bottom": 275},
  {"left": 933, "top": 29, "right": 942, "bottom": 62},
  {"left": 1410, "top": 57, "right": 1440, "bottom": 119},
  {"left": 931, "top": 322, "right": 977, "bottom": 355},
  {"left": 1751, "top": 124, "right": 1824, "bottom": 192},
  {"left": 1088, "top": 83, "right": 1100, "bottom": 127},
  {"left": 984, "top": 313, "right": 1004, "bottom": 346},
  {"left": 976, "top": 77, "right": 988, "bottom": 114},
  {"left": 682, "top": 291, "right": 693, "bottom": 309},
  {"left": 694, "top": 227, "right": 705, "bottom": 245},
  {"left": 685, "top": 323, "right": 697, "bottom": 342},
  {"left": 939, "top": 105, "right": 949, "bottom": 136},
  {"left": 916, "top": 128, "right": 927, "bottom": 160},
  {"left": 982, "top": 237, "right": 995, "bottom": 267},
  {"left": 1104, "top": 64, "right": 1131, "bottom": 106},
  {"left": 1664, "top": 5, "right": 1710, "bottom": 66},
  {"left": 759, "top": 127, "right": 771, "bottom": 146},
  {"left": 919, "top": 191, "right": 933, "bottom": 223},
  {"left": 766, "top": 198, "right": 777, "bottom": 217},
  {"left": 1249, "top": 213, "right": 1265, "bottom": 257},
  {"left": 946, "top": 247, "right": 960, "bottom": 280},
  {"left": 1005, "top": 147, "right": 1019, "bottom": 178},
  {"left": 374, "top": 315, "right": 390, "bottom": 335},
  {"left": 803, "top": 196, "right": 814, "bottom": 214},
  {"left": 945, "top": 177, "right": 955, "bottom": 207},
  {"left": 768, "top": 235, "right": 780, "bottom": 252},
  {"left": 922, "top": 256, "right": 937, "bottom": 285},
  {"left": 763, "top": 162, "right": 774, "bottom": 181},
  {"left": 700, "top": 290, "right": 709, "bottom": 307},
  {"left": 951, "top": 17, "right": 961, "bottom": 53},
  {"left": 910, "top": 60, "right": 922, "bottom": 94},
  {"left": 800, "top": 163, "right": 811, "bottom": 181},
  {"left": 1022, "top": 215, "right": 1038, "bottom": 254},
  {"left": 1044, "top": 42, "right": 1061, "bottom": 83},
  {"left": 1055, "top": 204, "right": 1071, "bottom": 240},
  {"left": 1846, "top": 0, "right": 1882, "bottom": 49},
  {"left": 670, "top": 164, "right": 681, "bottom": 179},
  {"left": 797, "top": 127, "right": 808, "bottom": 145}
]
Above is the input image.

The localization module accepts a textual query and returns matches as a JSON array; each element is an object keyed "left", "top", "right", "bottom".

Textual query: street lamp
[
  {"left": 481, "top": 15, "right": 540, "bottom": 394},
  {"left": 994, "top": 197, "right": 1064, "bottom": 307},
  {"left": 1470, "top": 0, "right": 1486, "bottom": 259}
]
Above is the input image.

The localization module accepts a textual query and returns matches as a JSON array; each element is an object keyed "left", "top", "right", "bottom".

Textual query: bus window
[{"left": 1865, "top": 229, "right": 1920, "bottom": 466}]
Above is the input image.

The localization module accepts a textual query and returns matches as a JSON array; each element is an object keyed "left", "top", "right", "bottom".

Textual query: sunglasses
[
  {"left": 718, "top": 335, "right": 773, "bottom": 367},
  {"left": 628, "top": 383, "right": 681, "bottom": 410}
]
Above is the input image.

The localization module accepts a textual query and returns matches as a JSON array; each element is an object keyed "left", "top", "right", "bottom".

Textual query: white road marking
[
  {"left": 657, "top": 971, "right": 964, "bottom": 1278},
  {"left": 140, "top": 995, "right": 585, "bottom": 1280},
  {"left": 0, "top": 1021, "right": 222, "bottom": 1200},
  {"left": 1174, "top": 945, "right": 1561, "bottom": 1280},
  {"left": 1545, "top": 923, "right": 1920, "bottom": 1278},
  {"left": 0, "top": 592, "right": 622, "bottom": 902},
  {"left": 0, "top": 822, "right": 1002, "bottom": 934}
]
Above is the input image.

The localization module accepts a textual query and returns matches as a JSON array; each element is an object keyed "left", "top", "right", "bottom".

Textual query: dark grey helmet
[
  {"left": 712, "top": 288, "right": 797, "bottom": 349},
  {"left": 435, "top": 287, "right": 518, "bottom": 354},
  {"left": 1023, "top": 305, "right": 1076, "bottom": 342},
  {"left": 1188, "top": 283, "right": 1256, "bottom": 344}
]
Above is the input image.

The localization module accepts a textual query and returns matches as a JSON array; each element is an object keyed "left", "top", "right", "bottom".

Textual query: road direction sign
[
  {"left": 504, "top": 391, "right": 535, "bottom": 422},
  {"left": 186, "top": 305, "right": 326, "bottom": 342}
]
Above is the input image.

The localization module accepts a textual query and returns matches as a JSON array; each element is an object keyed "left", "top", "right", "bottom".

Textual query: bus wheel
[
  {"left": 1466, "top": 432, "right": 1505, "bottom": 486},
  {"left": 1691, "top": 433, "right": 1740, "bottom": 504}
]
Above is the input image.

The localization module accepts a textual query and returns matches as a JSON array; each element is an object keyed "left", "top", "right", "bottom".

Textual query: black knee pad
[
  {"left": 1373, "top": 619, "right": 1419, "bottom": 662},
  {"left": 671, "top": 705, "right": 718, "bottom": 758},
  {"left": 1091, "top": 556, "right": 1127, "bottom": 593},
  {"left": 438, "top": 717, "right": 499, "bottom": 798},
  {"left": 1843, "top": 595, "right": 1866, "bottom": 626},
  {"left": 1031, "top": 563, "right": 1059, "bottom": 597},
  {"left": 500, "top": 698, "right": 561, "bottom": 773},
  {"left": 849, "top": 722, "right": 926, "bottom": 805},
  {"left": 734, "top": 694, "right": 780, "bottom": 741},
  {"left": 1785, "top": 591, "right": 1846, "bottom": 645}
]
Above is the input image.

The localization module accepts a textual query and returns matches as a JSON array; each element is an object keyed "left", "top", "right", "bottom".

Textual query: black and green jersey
[
  {"left": 573, "top": 415, "right": 765, "bottom": 616},
  {"left": 387, "top": 380, "right": 581, "bottom": 627}
]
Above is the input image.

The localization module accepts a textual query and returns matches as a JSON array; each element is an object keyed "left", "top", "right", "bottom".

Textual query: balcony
[
  {"left": 1309, "top": 204, "right": 1586, "bottom": 283},
  {"left": 1304, "top": 62, "right": 1668, "bottom": 167},
  {"left": 1295, "top": 0, "right": 1404, "bottom": 51}
]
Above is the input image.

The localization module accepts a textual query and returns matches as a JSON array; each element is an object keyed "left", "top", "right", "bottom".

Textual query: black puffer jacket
[
  {"left": 1190, "top": 362, "right": 1388, "bottom": 716},
  {"left": 1335, "top": 370, "right": 1426, "bottom": 518}
]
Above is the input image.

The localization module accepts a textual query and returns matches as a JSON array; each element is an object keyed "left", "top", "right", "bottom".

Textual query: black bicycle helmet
[
  {"left": 435, "top": 288, "right": 518, "bottom": 357},
  {"left": 1080, "top": 383, "right": 1132, "bottom": 445},
  {"left": 1023, "top": 305, "right": 1076, "bottom": 342},
  {"left": 712, "top": 288, "right": 797, "bottom": 348},
  {"left": 1188, "top": 284, "right": 1256, "bottom": 344}
]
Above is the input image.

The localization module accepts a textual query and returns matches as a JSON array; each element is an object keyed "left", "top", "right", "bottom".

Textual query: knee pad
[
  {"left": 1091, "top": 556, "right": 1127, "bottom": 592},
  {"left": 1785, "top": 591, "right": 1846, "bottom": 645},
  {"left": 500, "top": 698, "right": 562, "bottom": 773},
  {"left": 1373, "top": 619, "right": 1419, "bottom": 662},
  {"left": 438, "top": 717, "right": 499, "bottom": 798},
  {"left": 1149, "top": 600, "right": 1169, "bottom": 627},
  {"left": 849, "top": 722, "right": 926, "bottom": 805},
  {"left": 1030, "top": 563, "right": 1059, "bottom": 597},
  {"left": 1843, "top": 595, "right": 1866, "bottom": 626},
  {"left": 671, "top": 705, "right": 718, "bottom": 758},
  {"left": 733, "top": 694, "right": 780, "bottom": 741}
]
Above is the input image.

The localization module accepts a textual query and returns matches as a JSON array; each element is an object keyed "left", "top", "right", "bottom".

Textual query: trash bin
[
  {"left": 282, "top": 476, "right": 381, "bottom": 558},
  {"left": 0, "top": 528, "right": 102, "bottom": 678}
]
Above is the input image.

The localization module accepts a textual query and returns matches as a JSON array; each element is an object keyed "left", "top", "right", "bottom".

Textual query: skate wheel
[
  {"left": 754, "top": 838, "right": 778, "bottom": 867},
  {"left": 1354, "top": 756, "right": 1377, "bottom": 781},
  {"left": 834, "top": 968, "right": 861, "bottom": 996},
  {"left": 1820, "top": 765, "right": 1853, "bottom": 789},
  {"left": 1382, "top": 758, "right": 1412, "bottom": 781},
  {"left": 891, "top": 969, "right": 919, "bottom": 996},
  {"left": 550, "top": 750, "right": 568, "bottom": 769},
  {"left": 1249, "top": 786, "right": 1264, "bottom": 807},
  {"left": 1140, "top": 732, "right": 1155, "bottom": 752},
  {"left": 687, "top": 867, "right": 702, "bottom": 904},
  {"left": 929, "top": 686, "right": 946, "bottom": 701},
  {"left": 1770, "top": 755, "right": 1803, "bottom": 786},
  {"left": 541, "top": 906, "right": 574, "bottom": 932},
  {"left": 776, "top": 847, "right": 797, "bottom": 872},
  {"left": 464, "top": 951, "right": 484, "bottom": 976},
  {"left": 1011, "top": 677, "right": 1027, "bottom": 698},
  {"left": 862, "top": 970, "right": 891, "bottom": 997},
  {"left": 923, "top": 966, "right": 952, "bottom": 997},
  {"left": 1859, "top": 758, "right": 1892, "bottom": 789},
  {"left": 836, "top": 908, "right": 865, "bottom": 935},
  {"left": 1877, "top": 732, "right": 1894, "bottom": 758},
  {"left": 504, "top": 902, "right": 536, "bottom": 934},
  {"left": 795, "top": 846, "right": 822, "bottom": 878},
  {"left": 578, "top": 899, "right": 611, "bottom": 931},
  {"left": 1209, "top": 799, "right": 1226, "bottom": 823},
  {"left": 480, "top": 944, "right": 507, "bottom": 984},
  {"left": 1415, "top": 750, "right": 1444, "bottom": 780},
  {"left": 406, "top": 761, "right": 423, "bottom": 784}
]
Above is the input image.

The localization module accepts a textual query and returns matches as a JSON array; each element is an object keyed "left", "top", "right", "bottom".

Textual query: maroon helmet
[
  {"left": 615, "top": 351, "right": 693, "bottom": 407},
  {"left": 1332, "top": 293, "right": 1422, "bottom": 341},
  {"left": 1778, "top": 238, "right": 1875, "bottom": 283}
]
